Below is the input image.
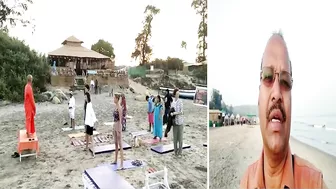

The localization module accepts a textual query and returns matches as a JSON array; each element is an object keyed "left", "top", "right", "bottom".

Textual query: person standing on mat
[
  {"left": 84, "top": 84, "right": 90, "bottom": 123},
  {"left": 112, "top": 93, "right": 124, "bottom": 170},
  {"left": 24, "top": 74, "right": 36, "bottom": 138},
  {"left": 146, "top": 95, "right": 154, "bottom": 132},
  {"left": 163, "top": 89, "right": 173, "bottom": 125},
  {"left": 84, "top": 92, "right": 97, "bottom": 157},
  {"left": 171, "top": 88, "right": 184, "bottom": 157},
  {"left": 68, "top": 92, "right": 76, "bottom": 129},
  {"left": 153, "top": 95, "right": 163, "bottom": 141},
  {"left": 121, "top": 94, "right": 127, "bottom": 131}
]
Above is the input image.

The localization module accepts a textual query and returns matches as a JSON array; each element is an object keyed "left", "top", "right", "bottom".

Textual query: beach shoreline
[
  {"left": 0, "top": 86, "right": 207, "bottom": 189},
  {"left": 209, "top": 125, "right": 336, "bottom": 189}
]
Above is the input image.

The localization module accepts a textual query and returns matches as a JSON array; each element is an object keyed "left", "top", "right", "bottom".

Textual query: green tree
[
  {"left": 191, "top": 0, "right": 207, "bottom": 63},
  {"left": 131, "top": 5, "right": 160, "bottom": 65},
  {"left": 181, "top": 41, "right": 187, "bottom": 49},
  {"left": 0, "top": 31, "right": 49, "bottom": 102},
  {"left": 91, "top": 39, "right": 115, "bottom": 59},
  {"left": 0, "top": 0, "right": 35, "bottom": 32},
  {"left": 210, "top": 88, "right": 222, "bottom": 110}
]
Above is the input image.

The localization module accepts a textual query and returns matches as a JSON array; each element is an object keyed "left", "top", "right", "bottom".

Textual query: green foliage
[
  {"left": 0, "top": 0, "right": 35, "bottom": 32},
  {"left": 146, "top": 57, "right": 184, "bottom": 73},
  {"left": 91, "top": 39, "right": 115, "bottom": 59},
  {"left": 191, "top": 0, "right": 207, "bottom": 63},
  {"left": 0, "top": 31, "right": 50, "bottom": 102},
  {"left": 192, "top": 64, "right": 207, "bottom": 80},
  {"left": 209, "top": 88, "right": 222, "bottom": 110},
  {"left": 131, "top": 5, "right": 160, "bottom": 65}
]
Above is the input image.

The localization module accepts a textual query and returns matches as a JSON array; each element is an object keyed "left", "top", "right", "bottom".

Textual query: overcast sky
[
  {"left": 208, "top": 0, "right": 336, "bottom": 116},
  {"left": 8, "top": 0, "right": 200, "bottom": 66}
]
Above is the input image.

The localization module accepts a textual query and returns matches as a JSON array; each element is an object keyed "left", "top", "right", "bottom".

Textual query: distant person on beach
[
  {"left": 121, "top": 94, "right": 127, "bottom": 131},
  {"left": 112, "top": 93, "right": 124, "bottom": 170},
  {"left": 163, "top": 89, "right": 173, "bottom": 125},
  {"left": 240, "top": 32, "right": 326, "bottom": 188},
  {"left": 83, "top": 92, "right": 97, "bottom": 156},
  {"left": 94, "top": 79, "right": 98, "bottom": 94},
  {"left": 90, "top": 79, "right": 94, "bottom": 92},
  {"left": 171, "top": 88, "right": 184, "bottom": 157},
  {"left": 146, "top": 95, "right": 154, "bottom": 132},
  {"left": 68, "top": 92, "right": 76, "bottom": 129},
  {"left": 153, "top": 95, "right": 163, "bottom": 141},
  {"left": 24, "top": 74, "right": 36, "bottom": 138}
]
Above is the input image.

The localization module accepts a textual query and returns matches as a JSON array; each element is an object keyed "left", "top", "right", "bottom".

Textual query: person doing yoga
[{"left": 112, "top": 93, "right": 124, "bottom": 170}]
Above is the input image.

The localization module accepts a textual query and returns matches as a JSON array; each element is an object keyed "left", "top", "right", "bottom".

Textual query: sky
[
  {"left": 208, "top": 0, "right": 336, "bottom": 116},
  {"left": 8, "top": 0, "right": 200, "bottom": 66}
]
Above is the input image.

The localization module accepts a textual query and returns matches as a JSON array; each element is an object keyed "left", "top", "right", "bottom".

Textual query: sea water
[{"left": 291, "top": 115, "right": 336, "bottom": 157}]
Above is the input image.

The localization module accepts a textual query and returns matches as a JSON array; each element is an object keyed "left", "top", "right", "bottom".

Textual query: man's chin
[{"left": 266, "top": 138, "right": 286, "bottom": 155}]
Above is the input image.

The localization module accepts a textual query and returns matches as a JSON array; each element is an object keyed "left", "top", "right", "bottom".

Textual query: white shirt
[
  {"left": 85, "top": 102, "right": 97, "bottom": 127},
  {"left": 69, "top": 96, "right": 75, "bottom": 109},
  {"left": 172, "top": 98, "right": 183, "bottom": 125},
  {"left": 90, "top": 80, "right": 95, "bottom": 86}
]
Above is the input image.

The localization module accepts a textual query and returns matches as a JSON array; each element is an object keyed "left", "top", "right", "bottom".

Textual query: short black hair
[
  {"left": 157, "top": 95, "right": 161, "bottom": 103},
  {"left": 85, "top": 92, "right": 91, "bottom": 103},
  {"left": 146, "top": 95, "right": 149, "bottom": 101},
  {"left": 85, "top": 84, "right": 90, "bottom": 90}
]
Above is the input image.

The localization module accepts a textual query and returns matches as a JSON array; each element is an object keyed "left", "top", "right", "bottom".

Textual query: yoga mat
[
  {"left": 89, "top": 142, "right": 131, "bottom": 154},
  {"left": 62, "top": 125, "right": 85, "bottom": 131},
  {"left": 98, "top": 160, "right": 147, "bottom": 171},
  {"left": 151, "top": 144, "right": 191, "bottom": 154},
  {"left": 84, "top": 165, "right": 135, "bottom": 189},
  {"left": 68, "top": 131, "right": 99, "bottom": 138}
]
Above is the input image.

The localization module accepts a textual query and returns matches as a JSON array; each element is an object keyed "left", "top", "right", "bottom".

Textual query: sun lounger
[
  {"left": 83, "top": 165, "right": 135, "bottom": 189},
  {"left": 61, "top": 125, "right": 85, "bottom": 131},
  {"left": 151, "top": 144, "right": 191, "bottom": 154},
  {"left": 89, "top": 142, "right": 131, "bottom": 155},
  {"left": 143, "top": 167, "right": 170, "bottom": 189},
  {"left": 17, "top": 130, "right": 39, "bottom": 162},
  {"left": 98, "top": 160, "right": 147, "bottom": 171}
]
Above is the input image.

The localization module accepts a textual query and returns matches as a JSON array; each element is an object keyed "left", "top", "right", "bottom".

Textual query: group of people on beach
[{"left": 146, "top": 88, "right": 184, "bottom": 157}]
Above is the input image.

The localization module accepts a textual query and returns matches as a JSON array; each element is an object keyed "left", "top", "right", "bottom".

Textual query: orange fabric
[
  {"left": 240, "top": 147, "right": 325, "bottom": 189},
  {"left": 17, "top": 130, "right": 39, "bottom": 154},
  {"left": 24, "top": 83, "right": 36, "bottom": 134}
]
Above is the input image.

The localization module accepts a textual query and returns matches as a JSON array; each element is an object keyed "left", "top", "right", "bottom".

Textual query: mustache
[{"left": 266, "top": 103, "right": 286, "bottom": 122}]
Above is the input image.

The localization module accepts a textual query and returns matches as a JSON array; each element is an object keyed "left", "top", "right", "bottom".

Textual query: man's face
[{"left": 258, "top": 36, "right": 292, "bottom": 155}]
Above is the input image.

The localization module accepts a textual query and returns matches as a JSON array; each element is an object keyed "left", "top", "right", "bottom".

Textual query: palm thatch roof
[{"left": 48, "top": 36, "right": 109, "bottom": 59}]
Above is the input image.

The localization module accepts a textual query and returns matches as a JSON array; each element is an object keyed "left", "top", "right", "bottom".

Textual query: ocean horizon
[{"left": 291, "top": 115, "right": 336, "bottom": 157}]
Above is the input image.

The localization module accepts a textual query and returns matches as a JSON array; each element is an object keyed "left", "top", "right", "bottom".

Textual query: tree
[
  {"left": 0, "top": 31, "right": 49, "bottom": 102},
  {"left": 191, "top": 0, "right": 207, "bottom": 63},
  {"left": 131, "top": 5, "right": 160, "bottom": 65},
  {"left": 209, "top": 88, "right": 222, "bottom": 110},
  {"left": 91, "top": 39, "right": 115, "bottom": 59},
  {"left": 181, "top": 41, "right": 187, "bottom": 49},
  {"left": 0, "top": 0, "right": 35, "bottom": 32}
]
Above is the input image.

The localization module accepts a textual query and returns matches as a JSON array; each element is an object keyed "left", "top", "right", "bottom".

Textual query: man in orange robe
[{"left": 24, "top": 75, "right": 36, "bottom": 138}]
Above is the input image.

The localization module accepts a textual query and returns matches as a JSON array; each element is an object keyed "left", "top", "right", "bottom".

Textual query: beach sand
[
  {"left": 0, "top": 85, "right": 207, "bottom": 188},
  {"left": 209, "top": 125, "right": 336, "bottom": 189}
]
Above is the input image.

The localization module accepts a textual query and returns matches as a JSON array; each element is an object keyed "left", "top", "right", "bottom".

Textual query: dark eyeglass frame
[{"left": 260, "top": 66, "right": 293, "bottom": 91}]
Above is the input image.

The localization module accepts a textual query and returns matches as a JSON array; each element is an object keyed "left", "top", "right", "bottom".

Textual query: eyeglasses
[{"left": 260, "top": 67, "right": 293, "bottom": 91}]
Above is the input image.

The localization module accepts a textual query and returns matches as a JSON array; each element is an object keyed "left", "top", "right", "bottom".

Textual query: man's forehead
[{"left": 262, "top": 35, "right": 290, "bottom": 69}]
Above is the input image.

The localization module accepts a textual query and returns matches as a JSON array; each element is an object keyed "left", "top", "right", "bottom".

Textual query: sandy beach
[
  {"left": 0, "top": 83, "right": 207, "bottom": 189},
  {"left": 209, "top": 125, "right": 336, "bottom": 189}
]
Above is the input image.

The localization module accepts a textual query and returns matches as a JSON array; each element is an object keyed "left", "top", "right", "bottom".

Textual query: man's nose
[{"left": 271, "top": 75, "right": 282, "bottom": 103}]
